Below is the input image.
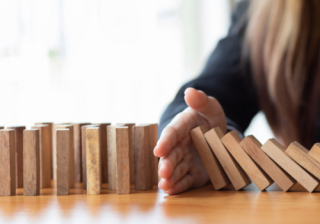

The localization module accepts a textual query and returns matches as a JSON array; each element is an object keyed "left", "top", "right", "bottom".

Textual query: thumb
[{"left": 184, "top": 87, "right": 227, "bottom": 133}]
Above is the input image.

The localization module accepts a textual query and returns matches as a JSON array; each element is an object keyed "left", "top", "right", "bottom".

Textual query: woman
[{"left": 154, "top": 0, "right": 320, "bottom": 195}]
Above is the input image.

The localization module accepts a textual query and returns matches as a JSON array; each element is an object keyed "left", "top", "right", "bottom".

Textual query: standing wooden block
[
  {"left": 285, "top": 142, "right": 320, "bottom": 180},
  {"left": 35, "top": 122, "right": 53, "bottom": 179},
  {"left": 107, "top": 125, "right": 117, "bottom": 190},
  {"left": 204, "top": 127, "right": 251, "bottom": 190},
  {"left": 86, "top": 127, "right": 101, "bottom": 195},
  {"left": 133, "top": 125, "right": 153, "bottom": 190},
  {"left": 7, "top": 126, "right": 25, "bottom": 188},
  {"left": 31, "top": 125, "right": 51, "bottom": 188},
  {"left": 56, "top": 129, "right": 70, "bottom": 195},
  {"left": 93, "top": 123, "right": 111, "bottom": 184},
  {"left": 117, "top": 123, "right": 135, "bottom": 184},
  {"left": 0, "top": 130, "right": 16, "bottom": 196},
  {"left": 56, "top": 125, "right": 75, "bottom": 188},
  {"left": 309, "top": 143, "right": 320, "bottom": 163},
  {"left": 0, "top": 127, "right": 3, "bottom": 130},
  {"left": 221, "top": 131, "right": 273, "bottom": 191},
  {"left": 116, "top": 127, "right": 130, "bottom": 194},
  {"left": 190, "top": 126, "right": 229, "bottom": 190},
  {"left": 261, "top": 139, "right": 319, "bottom": 192},
  {"left": 240, "top": 136, "right": 295, "bottom": 192},
  {"left": 23, "top": 129, "right": 40, "bottom": 196},
  {"left": 148, "top": 124, "right": 158, "bottom": 186},
  {"left": 73, "top": 123, "right": 90, "bottom": 183}
]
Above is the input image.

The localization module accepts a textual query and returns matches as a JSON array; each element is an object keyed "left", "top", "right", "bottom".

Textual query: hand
[{"left": 154, "top": 87, "right": 227, "bottom": 194}]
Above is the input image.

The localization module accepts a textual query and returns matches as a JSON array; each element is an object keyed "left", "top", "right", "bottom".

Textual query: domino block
[
  {"left": 31, "top": 125, "right": 51, "bottom": 188},
  {"left": 23, "top": 129, "right": 40, "bottom": 196},
  {"left": 190, "top": 126, "right": 229, "bottom": 190},
  {"left": 7, "top": 126, "right": 25, "bottom": 188},
  {"left": 56, "top": 129, "right": 70, "bottom": 195},
  {"left": 285, "top": 142, "right": 320, "bottom": 180},
  {"left": 117, "top": 123, "right": 135, "bottom": 184},
  {"left": 204, "top": 127, "right": 251, "bottom": 190},
  {"left": 261, "top": 139, "right": 319, "bottom": 192},
  {"left": 35, "top": 122, "right": 53, "bottom": 180},
  {"left": 73, "top": 123, "right": 90, "bottom": 183},
  {"left": 56, "top": 125, "right": 75, "bottom": 188},
  {"left": 240, "top": 136, "right": 295, "bottom": 191},
  {"left": 0, "top": 127, "right": 3, "bottom": 130},
  {"left": 107, "top": 125, "right": 117, "bottom": 190},
  {"left": 148, "top": 124, "right": 159, "bottom": 186},
  {"left": 0, "top": 130, "right": 16, "bottom": 196},
  {"left": 133, "top": 125, "right": 153, "bottom": 190},
  {"left": 116, "top": 127, "right": 130, "bottom": 194},
  {"left": 309, "top": 143, "right": 320, "bottom": 163},
  {"left": 86, "top": 127, "right": 101, "bottom": 194},
  {"left": 221, "top": 131, "right": 273, "bottom": 191}
]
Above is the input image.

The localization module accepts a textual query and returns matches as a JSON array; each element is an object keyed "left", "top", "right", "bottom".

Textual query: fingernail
[{"left": 153, "top": 146, "right": 157, "bottom": 156}]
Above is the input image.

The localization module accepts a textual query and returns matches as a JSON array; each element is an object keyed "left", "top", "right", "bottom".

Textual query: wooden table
[{"left": 1, "top": 182, "right": 320, "bottom": 223}]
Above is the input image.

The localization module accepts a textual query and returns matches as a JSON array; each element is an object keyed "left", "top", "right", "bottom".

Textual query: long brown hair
[{"left": 246, "top": 0, "right": 320, "bottom": 148}]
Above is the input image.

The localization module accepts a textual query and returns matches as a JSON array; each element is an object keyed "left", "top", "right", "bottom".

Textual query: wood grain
[
  {"left": 107, "top": 125, "right": 117, "bottom": 190},
  {"left": 133, "top": 125, "right": 153, "bottom": 191},
  {"left": 56, "top": 129, "right": 70, "bottom": 195},
  {"left": 7, "top": 126, "right": 25, "bottom": 188},
  {"left": 262, "top": 139, "right": 319, "bottom": 192},
  {"left": 23, "top": 129, "right": 40, "bottom": 196},
  {"left": 240, "top": 136, "right": 295, "bottom": 191},
  {"left": 117, "top": 123, "right": 135, "bottom": 184},
  {"left": 309, "top": 143, "right": 320, "bottom": 164},
  {"left": 31, "top": 125, "right": 51, "bottom": 188},
  {"left": 148, "top": 124, "right": 158, "bottom": 185},
  {"left": 204, "top": 127, "right": 250, "bottom": 190},
  {"left": 190, "top": 126, "right": 230, "bottom": 190},
  {"left": 221, "top": 131, "right": 273, "bottom": 191},
  {"left": 0, "top": 130, "right": 16, "bottom": 196},
  {"left": 116, "top": 127, "right": 130, "bottom": 194},
  {"left": 285, "top": 142, "right": 320, "bottom": 180},
  {"left": 86, "top": 127, "right": 101, "bottom": 195}
]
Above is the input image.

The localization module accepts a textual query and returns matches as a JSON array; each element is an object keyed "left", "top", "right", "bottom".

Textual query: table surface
[{"left": 1, "top": 182, "right": 320, "bottom": 224}]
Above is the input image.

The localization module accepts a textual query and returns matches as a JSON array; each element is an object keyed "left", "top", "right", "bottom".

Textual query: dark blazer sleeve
[{"left": 159, "top": 0, "right": 259, "bottom": 135}]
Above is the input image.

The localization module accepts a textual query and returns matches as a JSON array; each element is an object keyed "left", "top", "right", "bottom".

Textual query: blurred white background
[{"left": 0, "top": 0, "right": 274, "bottom": 144}]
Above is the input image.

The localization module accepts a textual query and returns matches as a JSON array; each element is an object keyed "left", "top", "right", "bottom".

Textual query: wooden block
[
  {"left": 23, "top": 129, "right": 40, "bottom": 196},
  {"left": 92, "top": 123, "right": 111, "bottom": 184},
  {"left": 0, "top": 127, "right": 3, "bottom": 130},
  {"left": 0, "top": 130, "right": 16, "bottom": 196},
  {"left": 86, "top": 127, "right": 101, "bottom": 194},
  {"left": 309, "top": 143, "right": 320, "bottom": 163},
  {"left": 107, "top": 125, "right": 117, "bottom": 190},
  {"left": 133, "top": 125, "right": 153, "bottom": 190},
  {"left": 204, "top": 127, "right": 251, "bottom": 190},
  {"left": 261, "top": 139, "right": 319, "bottom": 192},
  {"left": 148, "top": 124, "right": 158, "bottom": 186},
  {"left": 117, "top": 123, "right": 135, "bottom": 184},
  {"left": 35, "top": 122, "right": 53, "bottom": 179},
  {"left": 56, "top": 125, "right": 75, "bottom": 188},
  {"left": 221, "top": 131, "right": 273, "bottom": 191},
  {"left": 286, "top": 142, "right": 320, "bottom": 180},
  {"left": 56, "top": 129, "right": 70, "bottom": 195},
  {"left": 190, "top": 126, "right": 229, "bottom": 190},
  {"left": 240, "top": 136, "right": 295, "bottom": 191},
  {"left": 73, "top": 123, "right": 90, "bottom": 183},
  {"left": 116, "top": 127, "right": 130, "bottom": 194},
  {"left": 7, "top": 126, "right": 25, "bottom": 188},
  {"left": 31, "top": 125, "right": 51, "bottom": 188}
]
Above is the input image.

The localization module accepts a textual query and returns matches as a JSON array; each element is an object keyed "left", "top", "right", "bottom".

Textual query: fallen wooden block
[
  {"left": 86, "top": 127, "right": 101, "bottom": 195},
  {"left": 221, "top": 131, "right": 273, "bottom": 191},
  {"left": 23, "top": 129, "right": 40, "bottom": 196},
  {"left": 116, "top": 127, "right": 130, "bottom": 194},
  {"left": 285, "top": 142, "right": 320, "bottom": 180},
  {"left": 309, "top": 143, "right": 320, "bottom": 163},
  {"left": 7, "top": 126, "right": 25, "bottom": 188},
  {"left": 56, "top": 129, "right": 70, "bottom": 195},
  {"left": 261, "top": 139, "right": 319, "bottom": 192},
  {"left": 0, "top": 130, "right": 16, "bottom": 196},
  {"left": 133, "top": 125, "right": 153, "bottom": 191},
  {"left": 31, "top": 125, "right": 51, "bottom": 188},
  {"left": 204, "top": 127, "right": 251, "bottom": 190},
  {"left": 190, "top": 126, "right": 229, "bottom": 190},
  {"left": 117, "top": 123, "right": 135, "bottom": 184},
  {"left": 56, "top": 125, "right": 75, "bottom": 188},
  {"left": 240, "top": 136, "right": 295, "bottom": 192}
]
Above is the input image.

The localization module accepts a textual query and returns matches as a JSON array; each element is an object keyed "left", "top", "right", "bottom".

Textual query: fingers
[
  {"left": 158, "top": 160, "right": 189, "bottom": 190},
  {"left": 163, "top": 174, "right": 194, "bottom": 195}
]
